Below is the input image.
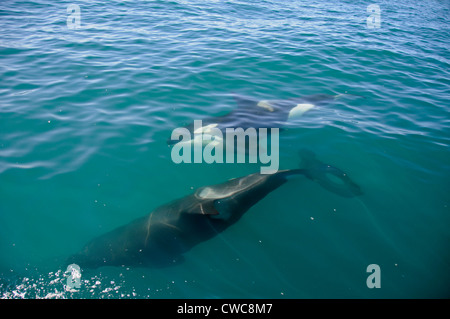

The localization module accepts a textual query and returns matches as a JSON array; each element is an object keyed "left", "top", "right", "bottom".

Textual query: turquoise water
[{"left": 1, "top": 0, "right": 449, "bottom": 298}]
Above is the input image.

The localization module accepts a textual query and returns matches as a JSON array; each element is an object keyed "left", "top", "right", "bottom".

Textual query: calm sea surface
[{"left": 1, "top": 0, "right": 449, "bottom": 298}]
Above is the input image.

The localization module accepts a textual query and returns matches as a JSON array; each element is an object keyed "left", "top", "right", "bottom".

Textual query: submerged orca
[
  {"left": 168, "top": 93, "right": 359, "bottom": 145},
  {"left": 68, "top": 151, "right": 362, "bottom": 269}
]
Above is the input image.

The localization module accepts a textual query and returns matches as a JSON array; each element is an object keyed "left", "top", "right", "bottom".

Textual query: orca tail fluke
[{"left": 298, "top": 149, "right": 363, "bottom": 198}]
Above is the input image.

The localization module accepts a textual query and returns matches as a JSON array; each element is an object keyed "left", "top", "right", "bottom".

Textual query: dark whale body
[
  {"left": 68, "top": 152, "right": 361, "bottom": 269},
  {"left": 168, "top": 94, "right": 341, "bottom": 145}
]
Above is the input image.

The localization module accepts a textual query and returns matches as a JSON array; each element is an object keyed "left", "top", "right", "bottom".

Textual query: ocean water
[{"left": 0, "top": 0, "right": 449, "bottom": 299}]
